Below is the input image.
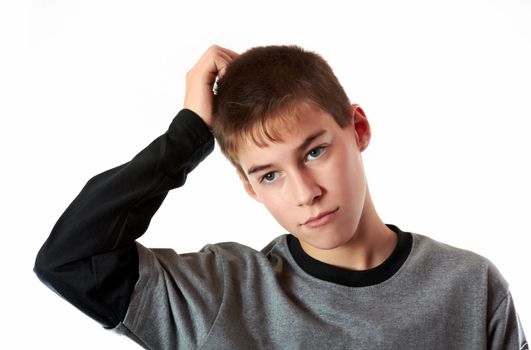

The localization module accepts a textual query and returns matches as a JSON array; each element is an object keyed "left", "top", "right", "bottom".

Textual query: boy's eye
[
  {"left": 306, "top": 146, "right": 326, "bottom": 161},
  {"left": 260, "top": 171, "right": 278, "bottom": 184}
]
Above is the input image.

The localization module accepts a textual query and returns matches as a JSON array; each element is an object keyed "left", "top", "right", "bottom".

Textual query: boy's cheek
[{"left": 258, "top": 199, "right": 291, "bottom": 226}]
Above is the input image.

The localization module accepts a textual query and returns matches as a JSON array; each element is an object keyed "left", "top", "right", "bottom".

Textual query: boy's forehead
[
  {"left": 234, "top": 101, "right": 338, "bottom": 167},
  {"left": 240, "top": 101, "right": 326, "bottom": 147}
]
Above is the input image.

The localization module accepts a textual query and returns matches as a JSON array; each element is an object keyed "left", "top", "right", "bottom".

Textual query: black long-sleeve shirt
[{"left": 34, "top": 109, "right": 215, "bottom": 328}]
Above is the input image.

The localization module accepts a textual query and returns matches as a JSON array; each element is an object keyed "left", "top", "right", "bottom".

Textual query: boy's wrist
[{"left": 173, "top": 108, "right": 214, "bottom": 145}]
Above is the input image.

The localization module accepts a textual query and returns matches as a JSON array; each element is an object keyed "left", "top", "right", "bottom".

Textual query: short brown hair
[{"left": 212, "top": 45, "right": 351, "bottom": 176}]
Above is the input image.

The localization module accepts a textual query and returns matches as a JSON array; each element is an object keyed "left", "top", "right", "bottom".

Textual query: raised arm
[{"left": 34, "top": 45, "right": 238, "bottom": 329}]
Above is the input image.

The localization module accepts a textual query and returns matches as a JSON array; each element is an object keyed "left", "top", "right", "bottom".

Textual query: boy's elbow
[
  {"left": 33, "top": 245, "right": 60, "bottom": 291},
  {"left": 34, "top": 241, "right": 74, "bottom": 294},
  {"left": 33, "top": 241, "right": 139, "bottom": 329}
]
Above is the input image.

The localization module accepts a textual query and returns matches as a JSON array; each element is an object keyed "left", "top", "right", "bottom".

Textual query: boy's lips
[{"left": 302, "top": 207, "right": 340, "bottom": 227}]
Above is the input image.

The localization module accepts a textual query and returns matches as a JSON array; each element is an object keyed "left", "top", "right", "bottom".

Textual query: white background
[{"left": 2, "top": 0, "right": 530, "bottom": 348}]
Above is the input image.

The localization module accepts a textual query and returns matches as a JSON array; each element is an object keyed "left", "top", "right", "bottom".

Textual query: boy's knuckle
[{"left": 209, "top": 45, "right": 223, "bottom": 56}]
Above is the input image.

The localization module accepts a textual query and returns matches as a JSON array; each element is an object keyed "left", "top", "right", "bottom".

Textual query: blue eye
[
  {"left": 307, "top": 146, "right": 326, "bottom": 161},
  {"left": 260, "top": 172, "right": 278, "bottom": 184}
]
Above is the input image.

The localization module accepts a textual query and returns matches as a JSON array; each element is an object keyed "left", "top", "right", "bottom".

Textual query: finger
[
  {"left": 214, "top": 56, "right": 231, "bottom": 79},
  {"left": 209, "top": 44, "right": 238, "bottom": 58},
  {"left": 216, "top": 50, "right": 234, "bottom": 64},
  {"left": 219, "top": 47, "right": 239, "bottom": 59},
  {"left": 191, "top": 46, "right": 237, "bottom": 84},
  {"left": 213, "top": 51, "right": 236, "bottom": 79},
  {"left": 203, "top": 45, "right": 237, "bottom": 62},
  {"left": 193, "top": 51, "right": 230, "bottom": 83}
]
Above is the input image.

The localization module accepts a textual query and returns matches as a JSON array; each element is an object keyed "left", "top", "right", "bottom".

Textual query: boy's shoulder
[
  {"left": 412, "top": 232, "right": 487, "bottom": 261},
  {"left": 409, "top": 231, "right": 509, "bottom": 295},
  {"left": 412, "top": 232, "right": 497, "bottom": 266}
]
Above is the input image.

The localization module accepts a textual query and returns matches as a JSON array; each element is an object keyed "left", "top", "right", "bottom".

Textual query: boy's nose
[{"left": 291, "top": 171, "right": 322, "bottom": 206}]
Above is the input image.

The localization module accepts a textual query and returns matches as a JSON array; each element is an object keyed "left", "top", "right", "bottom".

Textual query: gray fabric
[{"left": 113, "top": 233, "right": 527, "bottom": 349}]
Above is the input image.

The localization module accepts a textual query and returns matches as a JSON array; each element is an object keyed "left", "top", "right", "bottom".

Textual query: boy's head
[
  {"left": 212, "top": 45, "right": 352, "bottom": 177},
  {"left": 212, "top": 45, "right": 372, "bottom": 253}
]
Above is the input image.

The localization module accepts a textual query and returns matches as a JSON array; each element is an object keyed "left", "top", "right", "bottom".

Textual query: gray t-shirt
[{"left": 114, "top": 229, "right": 527, "bottom": 349}]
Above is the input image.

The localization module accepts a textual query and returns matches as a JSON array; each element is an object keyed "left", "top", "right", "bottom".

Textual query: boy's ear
[
  {"left": 237, "top": 170, "right": 261, "bottom": 203},
  {"left": 349, "top": 103, "right": 371, "bottom": 152}
]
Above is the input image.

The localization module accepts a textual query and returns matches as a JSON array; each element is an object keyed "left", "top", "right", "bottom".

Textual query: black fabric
[
  {"left": 34, "top": 109, "right": 215, "bottom": 328},
  {"left": 287, "top": 224, "right": 413, "bottom": 287}
]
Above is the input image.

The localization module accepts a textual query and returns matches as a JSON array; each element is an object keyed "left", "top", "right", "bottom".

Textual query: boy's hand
[{"left": 183, "top": 45, "right": 239, "bottom": 127}]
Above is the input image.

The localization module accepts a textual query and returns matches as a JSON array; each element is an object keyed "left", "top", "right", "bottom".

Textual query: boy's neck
[{"left": 299, "top": 190, "right": 397, "bottom": 271}]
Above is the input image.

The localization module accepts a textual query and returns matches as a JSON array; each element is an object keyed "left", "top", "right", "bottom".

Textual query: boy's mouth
[{"left": 302, "top": 207, "right": 340, "bottom": 227}]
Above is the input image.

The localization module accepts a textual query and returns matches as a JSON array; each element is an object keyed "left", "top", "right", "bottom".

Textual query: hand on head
[{"left": 183, "top": 45, "right": 239, "bottom": 127}]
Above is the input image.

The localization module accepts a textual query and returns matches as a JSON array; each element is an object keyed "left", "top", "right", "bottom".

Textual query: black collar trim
[{"left": 287, "top": 224, "right": 412, "bottom": 287}]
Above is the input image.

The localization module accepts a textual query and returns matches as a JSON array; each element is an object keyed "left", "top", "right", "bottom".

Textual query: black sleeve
[{"left": 34, "top": 109, "right": 215, "bottom": 329}]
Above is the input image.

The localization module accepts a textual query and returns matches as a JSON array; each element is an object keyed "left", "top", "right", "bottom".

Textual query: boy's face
[{"left": 236, "top": 101, "right": 371, "bottom": 251}]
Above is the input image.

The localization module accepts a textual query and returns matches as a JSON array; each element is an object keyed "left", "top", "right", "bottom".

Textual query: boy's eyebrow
[{"left": 246, "top": 129, "right": 327, "bottom": 176}]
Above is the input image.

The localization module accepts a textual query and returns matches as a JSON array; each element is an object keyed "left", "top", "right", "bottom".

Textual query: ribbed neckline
[{"left": 286, "top": 224, "right": 412, "bottom": 287}]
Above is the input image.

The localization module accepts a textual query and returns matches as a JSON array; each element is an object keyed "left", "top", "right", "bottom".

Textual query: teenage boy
[{"left": 35, "top": 45, "right": 527, "bottom": 349}]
